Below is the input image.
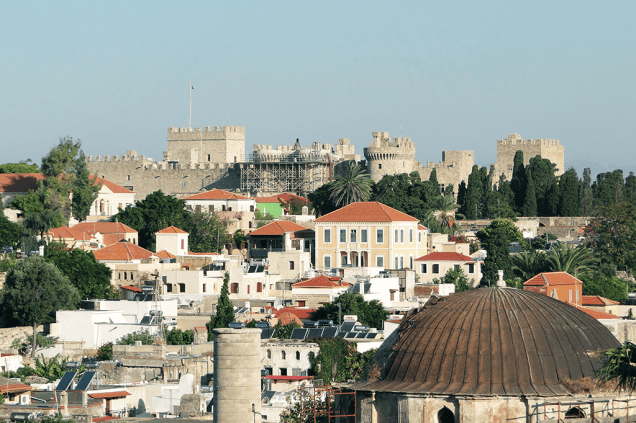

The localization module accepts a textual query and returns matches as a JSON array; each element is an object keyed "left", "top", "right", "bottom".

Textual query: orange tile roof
[
  {"left": 274, "top": 307, "right": 316, "bottom": 320},
  {"left": 48, "top": 225, "right": 91, "bottom": 241},
  {"left": 418, "top": 224, "right": 427, "bottom": 231},
  {"left": 90, "top": 176, "right": 134, "bottom": 193},
  {"left": 156, "top": 225, "right": 188, "bottom": 234},
  {"left": 103, "top": 233, "right": 128, "bottom": 245},
  {"left": 120, "top": 285, "right": 142, "bottom": 293},
  {"left": 0, "top": 376, "right": 33, "bottom": 394},
  {"left": 88, "top": 391, "right": 131, "bottom": 399},
  {"left": 315, "top": 202, "right": 418, "bottom": 223},
  {"left": 194, "top": 326, "right": 207, "bottom": 333},
  {"left": 275, "top": 312, "right": 303, "bottom": 326},
  {"left": 582, "top": 295, "right": 620, "bottom": 306},
  {"left": 255, "top": 193, "right": 310, "bottom": 204},
  {"left": 72, "top": 221, "right": 137, "bottom": 235},
  {"left": 93, "top": 241, "right": 154, "bottom": 261},
  {"left": 292, "top": 274, "right": 351, "bottom": 288},
  {"left": 566, "top": 302, "right": 621, "bottom": 320},
  {"left": 183, "top": 188, "right": 250, "bottom": 200},
  {"left": 155, "top": 250, "right": 177, "bottom": 259},
  {"left": 523, "top": 272, "right": 583, "bottom": 287},
  {"left": 249, "top": 220, "right": 311, "bottom": 236},
  {"left": 415, "top": 252, "right": 474, "bottom": 262},
  {"left": 0, "top": 173, "right": 45, "bottom": 192}
]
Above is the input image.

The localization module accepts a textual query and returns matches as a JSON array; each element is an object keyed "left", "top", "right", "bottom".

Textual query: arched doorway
[
  {"left": 565, "top": 407, "right": 586, "bottom": 419},
  {"left": 438, "top": 406, "right": 454, "bottom": 423}
]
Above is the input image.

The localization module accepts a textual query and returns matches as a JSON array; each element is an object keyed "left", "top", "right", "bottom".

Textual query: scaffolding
[
  {"left": 299, "top": 383, "right": 357, "bottom": 423},
  {"left": 240, "top": 150, "right": 333, "bottom": 196}
]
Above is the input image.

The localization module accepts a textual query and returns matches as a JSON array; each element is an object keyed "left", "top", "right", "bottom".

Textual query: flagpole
[{"left": 189, "top": 82, "right": 193, "bottom": 129}]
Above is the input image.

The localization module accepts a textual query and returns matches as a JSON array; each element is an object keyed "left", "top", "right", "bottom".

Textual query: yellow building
[{"left": 314, "top": 202, "right": 427, "bottom": 270}]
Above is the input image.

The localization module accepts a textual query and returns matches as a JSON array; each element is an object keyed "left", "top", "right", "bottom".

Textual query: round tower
[
  {"left": 213, "top": 328, "right": 261, "bottom": 423},
  {"left": 363, "top": 132, "right": 416, "bottom": 182}
]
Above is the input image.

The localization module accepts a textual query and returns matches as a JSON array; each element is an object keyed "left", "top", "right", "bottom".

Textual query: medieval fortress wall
[{"left": 87, "top": 125, "right": 564, "bottom": 201}]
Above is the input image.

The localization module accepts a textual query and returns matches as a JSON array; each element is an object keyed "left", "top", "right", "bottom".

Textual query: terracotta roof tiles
[
  {"left": 292, "top": 274, "right": 351, "bottom": 288},
  {"left": 155, "top": 250, "right": 177, "bottom": 259},
  {"left": 156, "top": 226, "right": 188, "bottom": 234},
  {"left": 0, "top": 173, "right": 45, "bottom": 193},
  {"left": 581, "top": 295, "right": 620, "bottom": 306},
  {"left": 183, "top": 188, "right": 250, "bottom": 201},
  {"left": 274, "top": 307, "right": 316, "bottom": 320},
  {"left": 523, "top": 272, "right": 584, "bottom": 287},
  {"left": 315, "top": 202, "right": 418, "bottom": 223},
  {"left": 415, "top": 252, "right": 474, "bottom": 262},
  {"left": 566, "top": 302, "right": 621, "bottom": 319},
  {"left": 93, "top": 241, "right": 154, "bottom": 261},
  {"left": 249, "top": 220, "right": 311, "bottom": 236}
]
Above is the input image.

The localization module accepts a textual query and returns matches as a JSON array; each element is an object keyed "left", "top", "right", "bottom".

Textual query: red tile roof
[
  {"left": 72, "top": 221, "right": 137, "bottom": 235},
  {"left": 315, "top": 202, "right": 419, "bottom": 223},
  {"left": 120, "top": 285, "right": 142, "bottom": 293},
  {"left": 156, "top": 226, "right": 188, "bottom": 234},
  {"left": 155, "top": 250, "right": 177, "bottom": 259},
  {"left": 194, "top": 326, "right": 207, "bottom": 333},
  {"left": 0, "top": 173, "right": 45, "bottom": 192},
  {"left": 582, "top": 295, "right": 620, "bottom": 306},
  {"left": 523, "top": 272, "right": 583, "bottom": 287},
  {"left": 94, "top": 241, "right": 155, "bottom": 261},
  {"left": 49, "top": 225, "right": 91, "bottom": 241},
  {"left": 415, "top": 252, "right": 474, "bottom": 262},
  {"left": 255, "top": 193, "right": 310, "bottom": 204},
  {"left": 90, "top": 176, "right": 134, "bottom": 193},
  {"left": 0, "top": 376, "right": 33, "bottom": 394},
  {"left": 292, "top": 274, "right": 351, "bottom": 288},
  {"left": 566, "top": 302, "right": 621, "bottom": 320},
  {"left": 250, "top": 220, "right": 311, "bottom": 236},
  {"left": 88, "top": 391, "right": 131, "bottom": 399},
  {"left": 418, "top": 224, "right": 427, "bottom": 231},
  {"left": 274, "top": 307, "right": 316, "bottom": 320},
  {"left": 183, "top": 188, "right": 250, "bottom": 200}
]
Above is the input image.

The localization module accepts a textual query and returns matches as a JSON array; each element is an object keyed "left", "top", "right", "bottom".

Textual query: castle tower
[
  {"left": 495, "top": 133, "right": 565, "bottom": 180},
  {"left": 363, "top": 132, "right": 416, "bottom": 182},
  {"left": 165, "top": 125, "right": 246, "bottom": 165}
]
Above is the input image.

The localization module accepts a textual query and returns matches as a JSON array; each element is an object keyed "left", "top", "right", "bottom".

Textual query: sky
[{"left": 2, "top": 1, "right": 635, "bottom": 177}]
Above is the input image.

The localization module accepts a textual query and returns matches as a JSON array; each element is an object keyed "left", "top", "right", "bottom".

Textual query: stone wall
[
  {"left": 165, "top": 126, "right": 245, "bottom": 165},
  {"left": 495, "top": 133, "right": 565, "bottom": 180},
  {"left": 416, "top": 150, "right": 474, "bottom": 192}
]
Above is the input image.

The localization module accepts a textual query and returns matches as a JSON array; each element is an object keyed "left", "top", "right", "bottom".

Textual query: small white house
[{"left": 155, "top": 226, "right": 189, "bottom": 256}]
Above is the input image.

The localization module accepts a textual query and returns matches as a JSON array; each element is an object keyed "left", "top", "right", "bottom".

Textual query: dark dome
[{"left": 362, "top": 288, "right": 619, "bottom": 397}]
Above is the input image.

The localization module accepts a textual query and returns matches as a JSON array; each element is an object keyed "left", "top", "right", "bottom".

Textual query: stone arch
[
  {"left": 281, "top": 350, "right": 286, "bottom": 360},
  {"left": 565, "top": 407, "right": 586, "bottom": 418},
  {"left": 266, "top": 349, "right": 271, "bottom": 359},
  {"left": 437, "top": 406, "right": 455, "bottom": 423}
]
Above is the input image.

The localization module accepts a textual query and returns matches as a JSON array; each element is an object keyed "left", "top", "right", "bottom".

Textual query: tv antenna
[{"left": 189, "top": 82, "right": 195, "bottom": 129}]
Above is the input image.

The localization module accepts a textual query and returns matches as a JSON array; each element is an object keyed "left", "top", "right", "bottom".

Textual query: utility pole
[{"left": 189, "top": 82, "right": 194, "bottom": 129}]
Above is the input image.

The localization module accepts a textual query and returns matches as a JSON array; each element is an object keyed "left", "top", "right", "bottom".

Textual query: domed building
[{"left": 353, "top": 288, "right": 630, "bottom": 422}]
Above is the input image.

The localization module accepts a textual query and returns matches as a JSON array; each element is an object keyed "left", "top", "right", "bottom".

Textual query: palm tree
[
  {"left": 432, "top": 194, "right": 464, "bottom": 235},
  {"left": 329, "top": 162, "right": 373, "bottom": 208},
  {"left": 544, "top": 244, "right": 597, "bottom": 278},
  {"left": 511, "top": 250, "right": 546, "bottom": 280}
]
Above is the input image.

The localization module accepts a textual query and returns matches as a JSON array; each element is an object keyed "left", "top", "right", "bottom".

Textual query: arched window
[
  {"left": 296, "top": 351, "right": 301, "bottom": 360},
  {"left": 438, "top": 407, "right": 454, "bottom": 423},
  {"left": 565, "top": 407, "right": 586, "bottom": 419},
  {"left": 281, "top": 351, "right": 286, "bottom": 360},
  {"left": 266, "top": 350, "right": 271, "bottom": 359}
]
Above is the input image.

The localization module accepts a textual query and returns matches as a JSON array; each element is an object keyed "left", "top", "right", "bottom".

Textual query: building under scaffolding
[{"left": 240, "top": 140, "right": 335, "bottom": 196}]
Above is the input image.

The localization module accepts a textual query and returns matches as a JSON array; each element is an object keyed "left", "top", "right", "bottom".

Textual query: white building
[{"left": 155, "top": 226, "right": 189, "bottom": 256}]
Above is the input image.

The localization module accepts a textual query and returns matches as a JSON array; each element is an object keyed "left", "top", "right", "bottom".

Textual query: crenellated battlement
[
  {"left": 168, "top": 125, "right": 245, "bottom": 135},
  {"left": 497, "top": 133, "right": 561, "bottom": 147},
  {"left": 496, "top": 133, "right": 565, "bottom": 178}
]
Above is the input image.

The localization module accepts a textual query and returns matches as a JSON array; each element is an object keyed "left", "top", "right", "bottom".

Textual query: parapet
[
  {"left": 497, "top": 133, "right": 561, "bottom": 147},
  {"left": 366, "top": 132, "right": 416, "bottom": 154},
  {"left": 167, "top": 125, "right": 245, "bottom": 141}
]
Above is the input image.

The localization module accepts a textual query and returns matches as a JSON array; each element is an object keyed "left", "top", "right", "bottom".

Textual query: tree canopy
[
  {"left": 0, "top": 162, "right": 40, "bottom": 174},
  {"left": 329, "top": 162, "right": 374, "bottom": 207},
  {"left": 477, "top": 218, "right": 523, "bottom": 285},
  {"left": 310, "top": 292, "right": 388, "bottom": 329},
  {"left": 207, "top": 272, "right": 234, "bottom": 338},
  {"left": 586, "top": 202, "right": 636, "bottom": 272}
]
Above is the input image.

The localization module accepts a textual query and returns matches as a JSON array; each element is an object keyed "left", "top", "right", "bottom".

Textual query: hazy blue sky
[{"left": 2, "top": 1, "right": 635, "bottom": 176}]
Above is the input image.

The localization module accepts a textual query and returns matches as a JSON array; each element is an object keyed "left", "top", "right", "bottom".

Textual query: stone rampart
[{"left": 495, "top": 133, "right": 565, "bottom": 180}]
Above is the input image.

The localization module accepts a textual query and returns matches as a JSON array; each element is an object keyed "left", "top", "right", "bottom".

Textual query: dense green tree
[
  {"left": 187, "top": 210, "right": 230, "bottom": 253},
  {"left": 462, "top": 165, "right": 487, "bottom": 219},
  {"left": 586, "top": 202, "right": 636, "bottom": 271},
  {"left": 526, "top": 156, "right": 557, "bottom": 216},
  {"left": 207, "top": 273, "right": 234, "bottom": 338},
  {"left": 581, "top": 272, "right": 628, "bottom": 303},
  {"left": 308, "top": 338, "right": 375, "bottom": 383},
  {"left": 477, "top": 218, "right": 523, "bottom": 285},
  {"left": 95, "top": 343, "right": 113, "bottom": 361},
  {"left": 0, "top": 162, "right": 40, "bottom": 174},
  {"left": 45, "top": 243, "right": 118, "bottom": 300},
  {"left": 117, "top": 330, "right": 154, "bottom": 345},
  {"left": 166, "top": 329, "right": 195, "bottom": 345},
  {"left": 456, "top": 181, "right": 467, "bottom": 212},
  {"left": 273, "top": 321, "right": 301, "bottom": 339},
  {"left": 307, "top": 182, "right": 337, "bottom": 217},
  {"left": 0, "top": 256, "right": 79, "bottom": 357},
  {"left": 70, "top": 155, "right": 101, "bottom": 221},
  {"left": 558, "top": 168, "right": 581, "bottom": 216},
  {"left": 624, "top": 172, "right": 636, "bottom": 207},
  {"left": 371, "top": 172, "right": 434, "bottom": 222},
  {"left": 511, "top": 250, "right": 546, "bottom": 281},
  {"left": 510, "top": 150, "right": 526, "bottom": 211},
  {"left": 442, "top": 266, "right": 470, "bottom": 292},
  {"left": 544, "top": 244, "right": 597, "bottom": 278},
  {"left": 522, "top": 168, "right": 537, "bottom": 216},
  {"left": 427, "top": 169, "right": 440, "bottom": 196},
  {"left": 0, "top": 214, "right": 21, "bottom": 248},
  {"left": 580, "top": 167, "right": 594, "bottom": 216},
  {"left": 329, "top": 162, "right": 373, "bottom": 207},
  {"left": 114, "top": 190, "right": 191, "bottom": 250},
  {"left": 310, "top": 292, "right": 388, "bottom": 329},
  {"left": 592, "top": 170, "right": 624, "bottom": 210}
]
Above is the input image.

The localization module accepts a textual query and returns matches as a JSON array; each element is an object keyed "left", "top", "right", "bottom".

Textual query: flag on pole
[{"left": 191, "top": 84, "right": 195, "bottom": 90}]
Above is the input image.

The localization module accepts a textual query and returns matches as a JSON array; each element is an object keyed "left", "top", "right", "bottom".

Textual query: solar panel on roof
[
  {"left": 56, "top": 371, "right": 76, "bottom": 391},
  {"left": 322, "top": 327, "right": 338, "bottom": 338},
  {"left": 290, "top": 328, "right": 308, "bottom": 340},
  {"left": 336, "top": 331, "right": 347, "bottom": 338},
  {"left": 256, "top": 265, "right": 265, "bottom": 273},
  {"left": 307, "top": 328, "right": 324, "bottom": 339},
  {"left": 344, "top": 332, "right": 357, "bottom": 339},
  {"left": 75, "top": 371, "right": 96, "bottom": 391},
  {"left": 355, "top": 332, "right": 366, "bottom": 338},
  {"left": 340, "top": 322, "right": 356, "bottom": 332},
  {"left": 248, "top": 265, "right": 257, "bottom": 273},
  {"left": 365, "top": 333, "right": 378, "bottom": 339}
]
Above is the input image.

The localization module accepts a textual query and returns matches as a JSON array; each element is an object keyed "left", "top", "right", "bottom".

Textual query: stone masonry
[{"left": 495, "top": 133, "right": 565, "bottom": 181}]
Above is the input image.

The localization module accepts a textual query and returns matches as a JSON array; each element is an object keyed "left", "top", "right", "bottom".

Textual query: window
[
  {"left": 378, "top": 163, "right": 382, "bottom": 169},
  {"left": 350, "top": 229, "right": 357, "bottom": 242},
  {"left": 409, "top": 229, "right": 413, "bottom": 243},
  {"left": 202, "top": 284, "right": 206, "bottom": 293},
  {"left": 127, "top": 175, "right": 131, "bottom": 181},
  {"left": 419, "top": 232, "right": 422, "bottom": 242},
  {"left": 342, "top": 255, "right": 348, "bottom": 265},
  {"left": 421, "top": 264, "right": 427, "bottom": 273},
  {"left": 390, "top": 291, "right": 395, "bottom": 301},
  {"left": 468, "top": 263, "right": 475, "bottom": 274},
  {"left": 296, "top": 351, "right": 301, "bottom": 360},
  {"left": 409, "top": 256, "right": 413, "bottom": 269},
  {"left": 179, "top": 283, "right": 186, "bottom": 293},
  {"left": 231, "top": 283, "right": 239, "bottom": 294},
  {"left": 576, "top": 289, "right": 579, "bottom": 303},
  {"left": 247, "top": 285, "right": 250, "bottom": 294},
  {"left": 400, "top": 256, "right": 404, "bottom": 268},
  {"left": 181, "top": 182, "right": 187, "bottom": 187},
  {"left": 569, "top": 289, "right": 572, "bottom": 302},
  {"left": 400, "top": 230, "right": 404, "bottom": 243},
  {"left": 267, "top": 350, "right": 271, "bottom": 359},
  {"left": 340, "top": 229, "right": 346, "bottom": 243},
  {"left": 166, "top": 284, "right": 173, "bottom": 293},
  {"left": 289, "top": 261, "right": 295, "bottom": 270},
  {"left": 297, "top": 300, "right": 306, "bottom": 307},
  {"left": 324, "top": 256, "right": 331, "bottom": 268},
  {"left": 395, "top": 257, "right": 399, "bottom": 269},
  {"left": 222, "top": 205, "right": 226, "bottom": 211},
  {"left": 361, "top": 229, "right": 368, "bottom": 243},
  {"left": 281, "top": 351, "right": 286, "bottom": 360},
  {"left": 257, "top": 282, "right": 263, "bottom": 293},
  {"left": 376, "top": 229, "right": 384, "bottom": 243},
  {"left": 207, "top": 154, "right": 211, "bottom": 161},
  {"left": 181, "top": 239, "right": 185, "bottom": 249},
  {"left": 280, "top": 368, "right": 287, "bottom": 376},
  {"left": 432, "top": 264, "right": 440, "bottom": 274},
  {"left": 395, "top": 230, "right": 399, "bottom": 243},
  {"left": 324, "top": 229, "right": 331, "bottom": 243},
  {"left": 376, "top": 256, "right": 384, "bottom": 267}
]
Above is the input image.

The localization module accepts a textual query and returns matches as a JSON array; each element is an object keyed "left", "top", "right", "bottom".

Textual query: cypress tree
[
  {"left": 558, "top": 168, "right": 581, "bottom": 216},
  {"left": 463, "top": 165, "right": 483, "bottom": 219},
  {"left": 580, "top": 168, "right": 593, "bottom": 216},
  {"left": 510, "top": 151, "right": 526, "bottom": 212},
  {"left": 624, "top": 172, "right": 636, "bottom": 206},
  {"left": 522, "top": 168, "right": 537, "bottom": 216},
  {"left": 207, "top": 272, "right": 235, "bottom": 339},
  {"left": 457, "top": 181, "right": 467, "bottom": 213}
]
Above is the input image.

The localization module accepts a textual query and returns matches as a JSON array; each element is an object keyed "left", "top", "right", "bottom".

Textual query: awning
[{"left": 88, "top": 391, "right": 131, "bottom": 399}]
